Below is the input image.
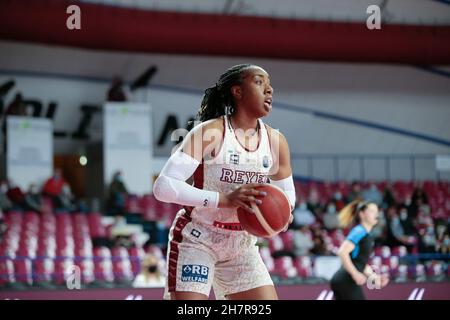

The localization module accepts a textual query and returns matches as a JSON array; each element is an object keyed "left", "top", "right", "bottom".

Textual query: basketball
[{"left": 237, "top": 184, "right": 291, "bottom": 238}]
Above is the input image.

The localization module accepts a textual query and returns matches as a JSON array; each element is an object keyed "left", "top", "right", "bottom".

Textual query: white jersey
[{"left": 184, "top": 115, "right": 274, "bottom": 229}]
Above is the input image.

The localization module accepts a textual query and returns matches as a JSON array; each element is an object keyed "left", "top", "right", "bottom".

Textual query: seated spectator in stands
[
  {"left": 399, "top": 205, "right": 417, "bottom": 235},
  {"left": 411, "top": 184, "right": 428, "bottom": 205},
  {"left": 332, "top": 191, "right": 346, "bottom": 211},
  {"left": 293, "top": 199, "right": 316, "bottom": 227},
  {"left": 107, "top": 171, "right": 129, "bottom": 225},
  {"left": 107, "top": 77, "right": 127, "bottom": 102},
  {"left": 417, "top": 205, "right": 433, "bottom": 229},
  {"left": 418, "top": 225, "right": 437, "bottom": 253},
  {"left": 323, "top": 203, "right": 339, "bottom": 230},
  {"left": 437, "top": 233, "right": 449, "bottom": 254},
  {"left": 6, "top": 181, "right": 27, "bottom": 210},
  {"left": 5, "top": 93, "right": 27, "bottom": 116},
  {"left": 42, "top": 168, "right": 66, "bottom": 210},
  {"left": 307, "top": 188, "right": 322, "bottom": 216},
  {"left": 310, "top": 227, "right": 330, "bottom": 255},
  {"left": 386, "top": 206, "right": 416, "bottom": 252},
  {"left": 362, "top": 182, "right": 383, "bottom": 205},
  {"left": 0, "top": 180, "right": 12, "bottom": 212},
  {"left": 293, "top": 225, "right": 314, "bottom": 256},
  {"left": 408, "top": 184, "right": 429, "bottom": 219},
  {"left": 24, "top": 183, "right": 42, "bottom": 213},
  {"left": 408, "top": 196, "right": 427, "bottom": 221},
  {"left": 58, "top": 183, "right": 76, "bottom": 212},
  {"left": 371, "top": 209, "right": 387, "bottom": 246},
  {"left": 347, "top": 181, "right": 363, "bottom": 202},
  {"left": 132, "top": 253, "right": 165, "bottom": 288},
  {"left": 382, "top": 183, "right": 396, "bottom": 209}
]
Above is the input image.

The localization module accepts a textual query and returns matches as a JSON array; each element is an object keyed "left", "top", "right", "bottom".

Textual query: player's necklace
[{"left": 229, "top": 116, "right": 259, "bottom": 137}]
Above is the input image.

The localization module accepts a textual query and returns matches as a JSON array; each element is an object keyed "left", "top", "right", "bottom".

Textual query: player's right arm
[
  {"left": 153, "top": 118, "right": 264, "bottom": 213},
  {"left": 337, "top": 240, "right": 367, "bottom": 285}
]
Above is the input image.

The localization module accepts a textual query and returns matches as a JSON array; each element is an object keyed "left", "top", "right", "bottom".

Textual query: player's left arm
[{"left": 267, "top": 128, "right": 296, "bottom": 212}]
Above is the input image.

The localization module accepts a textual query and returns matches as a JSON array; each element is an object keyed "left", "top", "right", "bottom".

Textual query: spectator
[
  {"left": 6, "top": 181, "right": 27, "bottom": 210},
  {"left": 399, "top": 205, "right": 417, "bottom": 236},
  {"left": 411, "top": 184, "right": 429, "bottom": 205},
  {"left": 347, "top": 182, "right": 363, "bottom": 202},
  {"left": 24, "top": 183, "right": 42, "bottom": 213},
  {"left": 332, "top": 191, "right": 346, "bottom": 211},
  {"left": 107, "top": 171, "right": 129, "bottom": 219},
  {"left": 307, "top": 188, "right": 322, "bottom": 216},
  {"left": 386, "top": 206, "right": 416, "bottom": 252},
  {"left": 107, "top": 77, "right": 127, "bottom": 102},
  {"left": 132, "top": 253, "right": 165, "bottom": 288},
  {"left": 4, "top": 93, "right": 26, "bottom": 116},
  {"left": 292, "top": 199, "right": 316, "bottom": 227},
  {"left": 42, "top": 168, "right": 66, "bottom": 210},
  {"left": 437, "top": 233, "right": 450, "bottom": 254},
  {"left": 59, "top": 183, "right": 76, "bottom": 212},
  {"left": 323, "top": 203, "right": 339, "bottom": 230},
  {"left": 0, "top": 180, "right": 12, "bottom": 212},
  {"left": 362, "top": 182, "right": 383, "bottom": 205},
  {"left": 418, "top": 225, "right": 437, "bottom": 253},
  {"left": 382, "top": 183, "right": 396, "bottom": 209},
  {"left": 293, "top": 225, "right": 314, "bottom": 256},
  {"left": 407, "top": 185, "right": 428, "bottom": 219},
  {"left": 371, "top": 209, "right": 387, "bottom": 246},
  {"left": 310, "top": 227, "right": 330, "bottom": 255}
]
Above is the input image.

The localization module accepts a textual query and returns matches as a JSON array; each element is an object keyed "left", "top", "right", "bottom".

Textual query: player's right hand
[{"left": 219, "top": 183, "right": 267, "bottom": 214}]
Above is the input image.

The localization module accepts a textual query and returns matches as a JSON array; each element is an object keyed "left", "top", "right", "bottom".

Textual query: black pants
[{"left": 330, "top": 268, "right": 366, "bottom": 300}]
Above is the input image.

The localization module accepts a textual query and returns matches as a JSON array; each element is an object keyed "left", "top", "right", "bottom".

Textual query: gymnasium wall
[{"left": 1, "top": 41, "right": 449, "bottom": 181}]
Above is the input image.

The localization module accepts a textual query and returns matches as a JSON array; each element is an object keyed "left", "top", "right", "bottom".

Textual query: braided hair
[{"left": 196, "top": 64, "right": 257, "bottom": 122}]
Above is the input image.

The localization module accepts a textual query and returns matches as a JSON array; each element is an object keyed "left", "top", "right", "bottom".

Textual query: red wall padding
[{"left": 1, "top": 0, "right": 449, "bottom": 64}]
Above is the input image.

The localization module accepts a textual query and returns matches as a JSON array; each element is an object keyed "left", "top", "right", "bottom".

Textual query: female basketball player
[
  {"left": 153, "top": 64, "right": 296, "bottom": 300},
  {"left": 330, "top": 201, "right": 389, "bottom": 300}
]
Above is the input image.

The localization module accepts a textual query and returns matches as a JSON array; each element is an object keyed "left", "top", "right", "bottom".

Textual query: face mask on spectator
[
  {"left": 0, "top": 184, "right": 7, "bottom": 193},
  {"left": 436, "top": 225, "right": 446, "bottom": 237},
  {"left": 444, "top": 237, "right": 450, "bottom": 247},
  {"left": 299, "top": 202, "right": 307, "bottom": 210},
  {"left": 334, "top": 192, "right": 342, "bottom": 201},
  {"left": 327, "top": 204, "right": 336, "bottom": 214},
  {"left": 147, "top": 265, "right": 158, "bottom": 273},
  {"left": 400, "top": 210, "right": 408, "bottom": 220},
  {"left": 62, "top": 185, "right": 71, "bottom": 195}
]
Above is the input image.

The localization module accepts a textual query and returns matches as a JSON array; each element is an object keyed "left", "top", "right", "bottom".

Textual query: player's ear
[{"left": 230, "top": 85, "right": 242, "bottom": 100}]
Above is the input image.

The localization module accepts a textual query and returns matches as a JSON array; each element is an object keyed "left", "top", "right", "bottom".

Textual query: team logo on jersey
[
  {"left": 191, "top": 229, "right": 201, "bottom": 238},
  {"left": 263, "top": 155, "right": 270, "bottom": 168},
  {"left": 230, "top": 154, "right": 240, "bottom": 165},
  {"left": 181, "top": 265, "right": 209, "bottom": 283}
]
